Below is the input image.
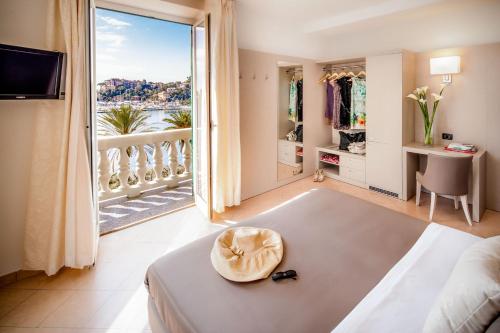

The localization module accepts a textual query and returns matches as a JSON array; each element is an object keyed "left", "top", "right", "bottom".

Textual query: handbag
[{"left": 339, "top": 131, "right": 365, "bottom": 150}]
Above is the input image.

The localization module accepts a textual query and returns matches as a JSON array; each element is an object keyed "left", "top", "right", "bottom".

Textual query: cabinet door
[
  {"left": 366, "top": 53, "right": 402, "bottom": 145},
  {"left": 366, "top": 141, "right": 402, "bottom": 196}
]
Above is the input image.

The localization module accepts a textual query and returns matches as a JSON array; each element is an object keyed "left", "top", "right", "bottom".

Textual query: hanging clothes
[
  {"left": 350, "top": 77, "right": 366, "bottom": 129},
  {"left": 296, "top": 79, "right": 303, "bottom": 122},
  {"left": 331, "top": 81, "right": 342, "bottom": 129},
  {"left": 325, "top": 81, "right": 333, "bottom": 124},
  {"left": 288, "top": 77, "right": 297, "bottom": 121},
  {"left": 337, "top": 77, "right": 352, "bottom": 129}
]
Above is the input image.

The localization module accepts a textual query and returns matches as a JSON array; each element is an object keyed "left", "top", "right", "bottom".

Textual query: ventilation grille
[{"left": 369, "top": 186, "right": 399, "bottom": 198}]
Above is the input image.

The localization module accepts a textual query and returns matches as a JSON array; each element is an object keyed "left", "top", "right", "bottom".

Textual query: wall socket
[{"left": 442, "top": 133, "right": 453, "bottom": 140}]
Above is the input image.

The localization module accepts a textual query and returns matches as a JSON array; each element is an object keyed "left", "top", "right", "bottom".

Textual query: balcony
[{"left": 97, "top": 128, "right": 193, "bottom": 233}]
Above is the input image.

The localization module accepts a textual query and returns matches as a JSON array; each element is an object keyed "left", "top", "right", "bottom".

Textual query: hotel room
[{"left": 0, "top": 0, "right": 499, "bottom": 332}]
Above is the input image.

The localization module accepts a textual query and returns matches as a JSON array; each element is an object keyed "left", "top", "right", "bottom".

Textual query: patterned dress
[
  {"left": 350, "top": 77, "right": 366, "bottom": 129},
  {"left": 288, "top": 78, "right": 297, "bottom": 121}
]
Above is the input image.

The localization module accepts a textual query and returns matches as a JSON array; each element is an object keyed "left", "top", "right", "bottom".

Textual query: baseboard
[{"left": 0, "top": 269, "right": 43, "bottom": 288}]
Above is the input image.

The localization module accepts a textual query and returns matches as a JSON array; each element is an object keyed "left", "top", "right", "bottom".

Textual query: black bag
[{"left": 339, "top": 131, "right": 365, "bottom": 150}]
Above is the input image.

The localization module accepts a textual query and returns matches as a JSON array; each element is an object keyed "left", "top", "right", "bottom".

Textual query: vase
[{"left": 423, "top": 122, "right": 434, "bottom": 145}]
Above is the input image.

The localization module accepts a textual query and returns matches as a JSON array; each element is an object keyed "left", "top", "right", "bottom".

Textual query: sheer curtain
[
  {"left": 24, "top": 0, "right": 97, "bottom": 276},
  {"left": 212, "top": 0, "right": 241, "bottom": 213}
]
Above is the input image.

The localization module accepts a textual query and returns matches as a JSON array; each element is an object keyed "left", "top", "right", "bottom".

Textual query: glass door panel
[{"left": 192, "top": 16, "right": 212, "bottom": 218}]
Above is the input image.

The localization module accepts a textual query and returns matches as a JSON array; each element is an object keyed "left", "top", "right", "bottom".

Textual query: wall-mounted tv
[{"left": 0, "top": 43, "right": 66, "bottom": 100}]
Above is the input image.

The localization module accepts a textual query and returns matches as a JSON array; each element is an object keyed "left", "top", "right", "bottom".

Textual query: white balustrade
[{"left": 97, "top": 128, "right": 192, "bottom": 201}]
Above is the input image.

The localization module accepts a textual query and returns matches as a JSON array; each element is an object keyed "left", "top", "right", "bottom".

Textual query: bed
[{"left": 145, "top": 189, "right": 481, "bottom": 333}]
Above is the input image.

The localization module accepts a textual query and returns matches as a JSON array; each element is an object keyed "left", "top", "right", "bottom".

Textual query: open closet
[
  {"left": 277, "top": 64, "right": 304, "bottom": 181},
  {"left": 315, "top": 59, "right": 368, "bottom": 187},
  {"left": 313, "top": 52, "right": 415, "bottom": 197}
]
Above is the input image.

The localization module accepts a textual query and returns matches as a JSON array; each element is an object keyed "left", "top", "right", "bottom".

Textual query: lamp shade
[{"left": 430, "top": 56, "right": 461, "bottom": 75}]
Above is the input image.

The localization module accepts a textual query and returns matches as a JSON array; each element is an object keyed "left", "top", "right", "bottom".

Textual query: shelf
[
  {"left": 320, "top": 159, "right": 339, "bottom": 166},
  {"left": 316, "top": 144, "right": 365, "bottom": 159},
  {"left": 322, "top": 165, "right": 339, "bottom": 177}
]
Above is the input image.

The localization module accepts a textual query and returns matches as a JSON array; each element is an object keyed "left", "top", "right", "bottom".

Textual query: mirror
[{"left": 277, "top": 65, "right": 303, "bottom": 181}]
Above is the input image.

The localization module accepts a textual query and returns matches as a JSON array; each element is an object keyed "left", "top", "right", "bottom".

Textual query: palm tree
[
  {"left": 98, "top": 105, "right": 154, "bottom": 184},
  {"left": 163, "top": 110, "right": 191, "bottom": 130},
  {"left": 162, "top": 110, "right": 192, "bottom": 175},
  {"left": 98, "top": 104, "right": 153, "bottom": 136}
]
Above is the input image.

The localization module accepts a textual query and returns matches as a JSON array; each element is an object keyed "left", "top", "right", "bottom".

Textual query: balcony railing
[{"left": 97, "top": 128, "right": 192, "bottom": 201}]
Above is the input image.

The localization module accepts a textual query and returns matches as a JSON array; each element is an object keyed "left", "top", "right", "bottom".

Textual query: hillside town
[{"left": 96, "top": 77, "right": 191, "bottom": 112}]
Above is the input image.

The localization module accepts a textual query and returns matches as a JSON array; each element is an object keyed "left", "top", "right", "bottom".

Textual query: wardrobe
[
  {"left": 278, "top": 65, "right": 304, "bottom": 180},
  {"left": 238, "top": 50, "right": 329, "bottom": 200},
  {"left": 365, "top": 51, "right": 415, "bottom": 198},
  {"left": 238, "top": 49, "right": 415, "bottom": 201}
]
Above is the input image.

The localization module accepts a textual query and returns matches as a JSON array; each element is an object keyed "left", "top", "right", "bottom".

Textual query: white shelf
[
  {"left": 317, "top": 144, "right": 365, "bottom": 159},
  {"left": 316, "top": 145, "right": 367, "bottom": 189},
  {"left": 319, "top": 159, "right": 339, "bottom": 166}
]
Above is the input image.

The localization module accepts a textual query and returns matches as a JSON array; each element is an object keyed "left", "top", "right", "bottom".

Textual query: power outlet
[{"left": 442, "top": 133, "right": 453, "bottom": 140}]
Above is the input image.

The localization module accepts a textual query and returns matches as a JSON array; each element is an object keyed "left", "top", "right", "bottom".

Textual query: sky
[{"left": 95, "top": 8, "right": 191, "bottom": 83}]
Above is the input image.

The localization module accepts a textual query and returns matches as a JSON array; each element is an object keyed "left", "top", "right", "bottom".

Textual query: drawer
[
  {"left": 339, "top": 166, "right": 350, "bottom": 179},
  {"left": 340, "top": 156, "right": 365, "bottom": 171},
  {"left": 340, "top": 166, "right": 366, "bottom": 183},
  {"left": 349, "top": 168, "right": 366, "bottom": 183}
]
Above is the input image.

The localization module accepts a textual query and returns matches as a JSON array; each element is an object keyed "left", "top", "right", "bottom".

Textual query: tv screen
[{"left": 0, "top": 43, "right": 65, "bottom": 100}]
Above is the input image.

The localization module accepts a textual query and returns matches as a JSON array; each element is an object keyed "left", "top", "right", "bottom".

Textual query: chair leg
[
  {"left": 429, "top": 192, "right": 437, "bottom": 221},
  {"left": 454, "top": 196, "right": 459, "bottom": 210},
  {"left": 460, "top": 195, "right": 473, "bottom": 226},
  {"left": 416, "top": 181, "right": 421, "bottom": 206}
]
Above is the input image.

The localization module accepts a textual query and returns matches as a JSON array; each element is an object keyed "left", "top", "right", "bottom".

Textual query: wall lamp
[{"left": 430, "top": 56, "right": 461, "bottom": 85}]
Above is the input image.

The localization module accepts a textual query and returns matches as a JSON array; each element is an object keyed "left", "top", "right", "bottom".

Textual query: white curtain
[
  {"left": 24, "top": 0, "right": 97, "bottom": 276},
  {"left": 212, "top": 0, "right": 241, "bottom": 213}
]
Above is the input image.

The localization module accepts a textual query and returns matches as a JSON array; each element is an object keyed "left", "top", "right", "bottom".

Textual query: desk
[{"left": 402, "top": 142, "right": 486, "bottom": 222}]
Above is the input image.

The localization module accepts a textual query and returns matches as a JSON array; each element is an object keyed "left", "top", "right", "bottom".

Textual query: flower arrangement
[{"left": 407, "top": 85, "right": 446, "bottom": 145}]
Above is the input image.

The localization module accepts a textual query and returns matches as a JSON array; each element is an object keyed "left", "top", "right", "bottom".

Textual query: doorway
[{"left": 90, "top": 7, "right": 209, "bottom": 234}]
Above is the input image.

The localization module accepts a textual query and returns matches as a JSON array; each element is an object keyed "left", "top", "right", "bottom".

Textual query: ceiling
[{"left": 236, "top": 0, "right": 500, "bottom": 60}]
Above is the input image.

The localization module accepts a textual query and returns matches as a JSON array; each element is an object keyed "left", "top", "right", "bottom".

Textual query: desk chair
[{"left": 415, "top": 154, "right": 473, "bottom": 225}]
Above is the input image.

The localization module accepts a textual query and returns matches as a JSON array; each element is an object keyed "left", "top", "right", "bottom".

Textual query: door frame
[
  {"left": 192, "top": 14, "right": 213, "bottom": 219},
  {"left": 87, "top": 3, "right": 213, "bottom": 225}
]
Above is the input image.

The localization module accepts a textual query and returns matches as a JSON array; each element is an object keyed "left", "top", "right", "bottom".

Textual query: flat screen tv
[{"left": 0, "top": 43, "right": 65, "bottom": 100}]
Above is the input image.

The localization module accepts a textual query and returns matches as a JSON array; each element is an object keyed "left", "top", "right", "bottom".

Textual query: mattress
[{"left": 145, "top": 188, "right": 427, "bottom": 333}]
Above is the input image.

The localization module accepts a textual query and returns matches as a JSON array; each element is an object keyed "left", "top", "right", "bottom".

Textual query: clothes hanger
[
  {"left": 328, "top": 72, "right": 339, "bottom": 83},
  {"left": 356, "top": 70, "right": 366, "bottom": 78},
  {"left": 318, "top": 72, "right": 330, "bottom": 84}
]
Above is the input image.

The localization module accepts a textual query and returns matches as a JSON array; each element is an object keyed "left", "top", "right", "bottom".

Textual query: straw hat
[{"left": 211, "top": 227, "right": 284, "bottom": 282}]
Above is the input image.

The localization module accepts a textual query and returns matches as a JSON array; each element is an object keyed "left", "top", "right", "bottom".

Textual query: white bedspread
[{"left": 332, "top": 223, "right": 481, "bottom": 333}]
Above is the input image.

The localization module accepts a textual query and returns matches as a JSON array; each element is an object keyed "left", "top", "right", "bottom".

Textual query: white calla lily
[
  {"left": 419, "top": 99, "right": 426, "bottom": 104},
  {"left": 422, "top": 86, "right": 429, "bottom": 93},
  {"left": 407, "top": 94, "right": 418, "bottom": 100},
  {"left": 432, "top": 93, "right": 443, "bottom": 101}
]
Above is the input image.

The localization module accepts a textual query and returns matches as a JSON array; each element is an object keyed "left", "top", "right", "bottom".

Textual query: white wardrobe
[{"left": 365, "top": 51, "right": 415, "bottom": 198}]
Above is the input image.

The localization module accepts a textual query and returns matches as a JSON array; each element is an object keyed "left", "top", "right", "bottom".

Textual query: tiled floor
[
  {"left": 1, "top": 176, "right": 499, "bottom": 332},
  {"left": 99, "top": 179, "right": 194, "bottom": 234}
]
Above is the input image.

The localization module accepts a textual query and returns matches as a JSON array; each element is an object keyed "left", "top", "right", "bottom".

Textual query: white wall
[{"left": 0, "top": 0, "right": 50, "bottom": 276}]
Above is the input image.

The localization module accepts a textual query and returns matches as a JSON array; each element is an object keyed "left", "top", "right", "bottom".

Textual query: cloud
[
  {"left": 96, "top": 32, "right": 126, "bottom": 47},
  {"left": 99, "top": 16, "right": 131, "bottom": 28}
]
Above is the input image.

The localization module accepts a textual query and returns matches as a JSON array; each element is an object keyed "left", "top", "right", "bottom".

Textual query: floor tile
[
  {"left": 40, "top": 291, "right": 112, "bottom": 328},
  {"left": 0, "top": 290, "right": 35, "bottom": 319},
  {"left": 0, "top": 290, "right": 73, "bottom": 327}
]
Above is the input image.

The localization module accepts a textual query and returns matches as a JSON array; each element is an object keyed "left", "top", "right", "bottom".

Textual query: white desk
[{"left": 402, "top": 142, "right": 486, "bottom": 222}]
